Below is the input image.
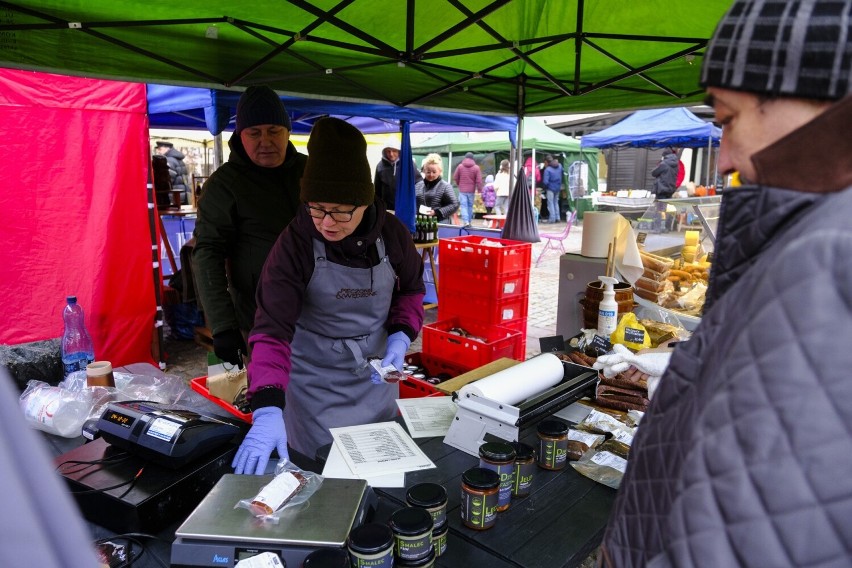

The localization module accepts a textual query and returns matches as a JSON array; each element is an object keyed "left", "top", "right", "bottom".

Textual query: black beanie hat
[
  {"left": 300, "top": 117, "right": 375, "bottom": 206},
  {"left": 235, "top": 86, "right": 292, "bottom": 134},
  {"left": 701, "top": 0, "right": 852, "bottom": 100}
]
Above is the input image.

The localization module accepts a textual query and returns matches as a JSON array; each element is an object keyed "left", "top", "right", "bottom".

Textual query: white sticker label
[
  {"left": 591, "top": 451, "right": 628, "bottom": 473},
  {"left": 253, "top": 472, "right": 301, "bottom": 513},
  {"left": 568, "top": 429, "right": 602, "bottom": 447},
  {"left": 501, "top": 308, "right": 515, "bottom": 320},
  {"left": 503, "top": 282, "right": 516, "bottom": 294},
  {"left": 612, "top": 429, "right": 634, "bottom": 446},
  {"left": 146, "top": 417, "right": 181, "bottom": 442}
]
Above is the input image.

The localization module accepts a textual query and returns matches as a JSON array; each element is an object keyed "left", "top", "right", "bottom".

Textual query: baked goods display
[{"left": 636, "top": 236, "right": 712, "bottom": 318}]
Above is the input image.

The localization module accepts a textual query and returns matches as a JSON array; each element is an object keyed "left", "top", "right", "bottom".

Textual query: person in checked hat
[
  {"left": 193, "top": 86, "right": 307, "bottom": 369},
  {"left": 599, "top": 0, "right": 852, "bottom": 565},
  {"left": 232, "top": 117, "right": 425, "bottom": 474}
]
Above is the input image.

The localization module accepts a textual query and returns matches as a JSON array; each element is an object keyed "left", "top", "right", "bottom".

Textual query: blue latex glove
[
  {"left": 371, "top": 331, "right": 411, "bottom": 384},
  {"left": 232, "top": 406, "right": 289, "bottom": 475},
  {"left": 370, "top": 331, "right": 411, "bottom": 385}
]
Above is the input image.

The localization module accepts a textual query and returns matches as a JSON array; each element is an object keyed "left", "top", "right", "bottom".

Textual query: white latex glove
[{"left": 593, "top": 344, "right": 672, "bottom": 399}]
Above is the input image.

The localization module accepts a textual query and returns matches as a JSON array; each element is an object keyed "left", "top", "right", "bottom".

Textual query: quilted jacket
[{"left": 602, "top": 97, "right": 852, "bottom": 567}]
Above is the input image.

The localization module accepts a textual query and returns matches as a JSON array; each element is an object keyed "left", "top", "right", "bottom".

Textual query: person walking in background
[
  {"left": 155, "top": 140, "right": 190, "bottom": 204},
  {"left": 600, "top": 0, "right": 852, "bottom": 565},
  {"left": 651, "top": 147, "right": 679, "bottom": 199},
  {"left": 373, "top": 142, "right": 421, "bottom": 212},
  {"left": 452, "top": 151, "right": 482, "bottom": 226},
  {"left": 481, "top": 174, "right": 497, "bottom": 214},
  {"left": 233, "top": 117, "right": 425, "bottom": 473},
  {"left": 542, "top": 157, "right": 563, "bottom": 223},
  {"left": 193, "top": 86, "right": 307, "bottom": 368},
  {"left": 415, "top": 153, "right": 459, "bottom": 222},
  {"left": 493, "top": 158, "right": 511, "bottom": 215}
]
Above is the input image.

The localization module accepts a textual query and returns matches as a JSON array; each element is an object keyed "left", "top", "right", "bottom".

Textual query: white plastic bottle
[{"left": 597, "top": 276, "right": 619, "bottom": 338}]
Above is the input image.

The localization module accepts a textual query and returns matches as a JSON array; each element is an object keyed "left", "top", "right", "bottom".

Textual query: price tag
[
  {"left": 589, "top": 334, "right": 612, "bottom": 356},
  {"left": 624, "top": 327, "right": 646, "bottom": 345},
  {"left": 636, "top": 232, "right": 647, "bottom": 245}
]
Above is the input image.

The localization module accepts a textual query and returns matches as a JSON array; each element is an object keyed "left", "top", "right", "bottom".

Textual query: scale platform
[{"left": 171, "top": 474, "right": 371, "bottom": 567}]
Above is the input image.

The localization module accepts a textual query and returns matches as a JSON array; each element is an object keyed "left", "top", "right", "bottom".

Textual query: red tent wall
[{"left": 0, "top": 69, "right": 156, "bottom": 367}]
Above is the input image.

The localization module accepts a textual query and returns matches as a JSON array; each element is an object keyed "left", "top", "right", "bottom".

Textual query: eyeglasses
[{"left": 305, "top": 204, "right": 358, "bottom": 223}]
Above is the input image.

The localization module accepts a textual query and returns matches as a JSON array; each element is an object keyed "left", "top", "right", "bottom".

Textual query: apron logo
[{"left": 336, "top": 288, "right": 377, "bottom": 299}]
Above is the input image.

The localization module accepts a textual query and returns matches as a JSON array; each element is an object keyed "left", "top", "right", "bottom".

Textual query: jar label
[
  {"left": 394, "top": 533, "right": 432, "bottom": 561},
  {"left": 539, "top": 438, "right": 568, "bottom": 469},
  {"left": 479, "top": 460, "right": 515, "bottom": 509},
  {"left": 512, "top": 460, "right": 535, "bottom": 496},
  {"left": 460, "top": 487, "right": 498, "bottom": 529}
]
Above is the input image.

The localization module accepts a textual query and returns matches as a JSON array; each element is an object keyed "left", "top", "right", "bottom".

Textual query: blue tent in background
[
  {"left": 146, "top": 84, "right": 517, "bottom": 231},
  {"left": 580, "top": 107, "right": 721, "bottom": 149}
]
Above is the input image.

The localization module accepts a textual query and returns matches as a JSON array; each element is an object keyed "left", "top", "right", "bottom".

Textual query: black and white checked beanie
[{"left": 701, "top": 0, "right": 851, "bottom": 100}]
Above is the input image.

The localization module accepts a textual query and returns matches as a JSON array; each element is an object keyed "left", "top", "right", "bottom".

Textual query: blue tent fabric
[
  {"left": 146, "top": 84, "right": 517, "bottom": 138},
  {"left": 395, "top": 121, "right": 416, "bottom": 233},
  {"left": 580, "top": 107, "right": 721, "bottom": 149}
]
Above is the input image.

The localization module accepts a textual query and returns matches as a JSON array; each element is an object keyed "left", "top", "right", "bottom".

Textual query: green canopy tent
[{"left": 0, "top": 1, "right": 733, "bottom": 116}]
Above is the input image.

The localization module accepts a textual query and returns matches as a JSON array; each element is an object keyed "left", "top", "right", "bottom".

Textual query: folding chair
[{"left": 535, "top": 210, "right": 577, "bottom": 266}]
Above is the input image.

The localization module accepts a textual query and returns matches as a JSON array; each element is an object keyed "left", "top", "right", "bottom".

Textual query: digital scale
[{"left": 171, "top": 474, "right": 373, "bottom": 567}]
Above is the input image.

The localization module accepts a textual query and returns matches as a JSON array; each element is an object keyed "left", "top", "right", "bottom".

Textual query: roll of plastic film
[
  {"left": 389, "top": 507, "right": 434, "bottom": 562},
  {"left": 348, "top": 523, "right": 394, "bottom": 568}
]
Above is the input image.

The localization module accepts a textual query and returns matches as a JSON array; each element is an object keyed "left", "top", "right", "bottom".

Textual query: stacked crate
[{"left": 423, "top": 236, "right": 531, "bottom": 370}]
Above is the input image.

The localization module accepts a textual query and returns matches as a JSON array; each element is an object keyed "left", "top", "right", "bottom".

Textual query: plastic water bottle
[{"left": 61, "top": 296, "right": 95, "bottom": 377}]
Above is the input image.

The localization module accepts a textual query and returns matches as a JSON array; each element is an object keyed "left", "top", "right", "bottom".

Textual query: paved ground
[{"left": 161, "top": 217, "right": 584, "bottom": 379}]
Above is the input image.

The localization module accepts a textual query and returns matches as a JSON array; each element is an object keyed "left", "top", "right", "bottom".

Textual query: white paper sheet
[
  {"left": 329, "top": 421, "right": 435, "bottom": 477},
  {"left": 321, "top": 441, "right": 405, "bottom": 488},
  {"left": 395, "top": 397, "right": 457, "bottom": 438}
]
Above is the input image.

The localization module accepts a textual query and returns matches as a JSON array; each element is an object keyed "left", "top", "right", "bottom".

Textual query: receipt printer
[{"left": 97, "top": 401, "right": 247, "bottom": 468}]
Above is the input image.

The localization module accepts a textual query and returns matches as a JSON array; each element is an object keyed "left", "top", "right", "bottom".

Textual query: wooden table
[
  {"left": 415, "top": 241, "right": 439, "bottom": 310},
  {"left": 483, "top": 214, "right": 507, "bottom": 229}
]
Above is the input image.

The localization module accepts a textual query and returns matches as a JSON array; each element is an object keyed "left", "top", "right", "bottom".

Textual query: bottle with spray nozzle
[{"left": 597, "top": 276, "right": 619, "bottom": 339}]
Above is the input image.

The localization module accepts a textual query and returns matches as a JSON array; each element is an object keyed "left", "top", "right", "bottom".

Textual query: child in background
[{"left": 482, "top": 174, "right": 497, "bottom": 215}]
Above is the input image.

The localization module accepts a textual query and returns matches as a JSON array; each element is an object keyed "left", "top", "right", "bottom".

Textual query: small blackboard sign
[
  {"left": 539, "top": 335, "right": 566, "bottom": 353},
  {"left": 624, "top": 327, "right": 646, "bottom": 345},
  {"left": 589, "top": 334, "right": 612, "bottom": 356},
  {"left": 636, "top": 232, "right": 647, "bottom": 245}
]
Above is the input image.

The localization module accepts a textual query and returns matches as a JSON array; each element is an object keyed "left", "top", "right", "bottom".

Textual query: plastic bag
[
  {"left": 19, "top": 380, "right": 93, "bottom": 437},
  {"left": 236, "top": 459, "right": 323, "bottom": 524},
  {"left": 609, "top": 312, "right": 651, "bottom": 351}
]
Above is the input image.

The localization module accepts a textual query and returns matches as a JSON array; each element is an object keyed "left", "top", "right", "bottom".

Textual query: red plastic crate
[
  {"left": 190, "top": 376, "right": 253, "bottom": 423},
  {"left": 439, "top": 236, "right": 532, "bottom": 275},
  {"left": 440, "top": 267, "right": 530, "bottom": 300},
  {"left": 422, "top": 317, "right": 524, "bottom": 369},
  {"left": 399, "top": 352, "right": 470, "bottom": 398},
  {"left": 439, "top": 290, "right": 529, "bottom": 327}
]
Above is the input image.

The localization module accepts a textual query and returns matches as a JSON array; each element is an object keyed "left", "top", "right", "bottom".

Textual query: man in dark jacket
[
  {"left": 193, "top": 86, "right": 307, "bottom": 367},
  {"left": 155, "top": 140, "right": 190, "bottom": 203},
  {"left": 650, "top": 147, "right": 679, "bottom": 199},
  {"left": 374, "top": 143, "right": 421, "bottom": 211},
  {"left": 600, "top": 1, "right": 852, "bottom": 566}
]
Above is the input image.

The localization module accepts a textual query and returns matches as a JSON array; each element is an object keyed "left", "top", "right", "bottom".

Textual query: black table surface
[{"left": 46, "top": 417, "right": 615, "bottom": 568}]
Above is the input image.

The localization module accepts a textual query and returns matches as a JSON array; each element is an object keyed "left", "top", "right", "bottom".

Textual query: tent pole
[
  {"left": 705, "top": 136, "right": 711, "bottom": 186},
  {"left": 214, "top": 134, "right": 223, "bottom": 170}
]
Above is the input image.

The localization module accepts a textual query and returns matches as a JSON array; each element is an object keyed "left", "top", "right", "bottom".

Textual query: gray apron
[{"left": 286, "top": 237, "right": 399, "bottom": 458}]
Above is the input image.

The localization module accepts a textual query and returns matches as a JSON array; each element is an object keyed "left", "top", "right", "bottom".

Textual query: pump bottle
[{"left": 597, "top": 276, "right": 619, "bottom": 338}]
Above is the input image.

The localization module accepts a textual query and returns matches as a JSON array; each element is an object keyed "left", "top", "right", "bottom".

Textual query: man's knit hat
[
  {"left": 300, "top": 117, "right": 375, "bottom": 206},
  {"left": 701, "top": 0, "right": 852, "bottom": 100},
  {"left": 235, "top": 86, "right": 292, "bottom": 134}
]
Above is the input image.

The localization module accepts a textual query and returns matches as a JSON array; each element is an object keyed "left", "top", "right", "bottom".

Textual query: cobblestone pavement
[{"left": 162, "top": 218, "right": 585, "bottom": 378}]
